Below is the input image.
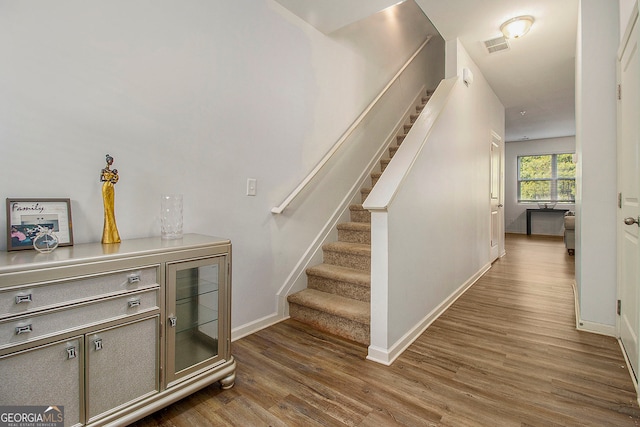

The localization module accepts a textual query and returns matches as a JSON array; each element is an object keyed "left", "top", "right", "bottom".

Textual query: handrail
[{"left": 271, "top": 35, "right": 433, "bottom": 214}]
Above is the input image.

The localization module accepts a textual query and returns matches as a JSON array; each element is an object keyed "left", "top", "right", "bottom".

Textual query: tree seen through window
[{"left": 518, "top": 153, "right": 575, "bottom": 202}]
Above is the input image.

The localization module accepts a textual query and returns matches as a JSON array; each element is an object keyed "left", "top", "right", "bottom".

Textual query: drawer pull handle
[
  {"left": 15, "top": 324, "right": 32, "bottom": 335},
  {"left": 128, "top": 274, "right": 141, "bottom": 284},
  {"left": 94, "top": 339, "right": 103, "bottom": 351},
  {"left": 15, "top": 294, "right": 33, "bottom": 304},
  {"left": 128, "top": 299, "right": 141, "bottom": 308},
  {"left": 67, "top": 346, "right": 77, "bottom": 359}
]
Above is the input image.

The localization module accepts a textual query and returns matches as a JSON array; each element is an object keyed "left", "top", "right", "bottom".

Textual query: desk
[{"left": 526, "top": 208, "right": 569, "bottom": 235}]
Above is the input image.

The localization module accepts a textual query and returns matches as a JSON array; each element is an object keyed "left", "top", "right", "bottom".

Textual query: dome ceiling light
[{"left": 500, "top": 15, "right": 534, "bottom": 39}]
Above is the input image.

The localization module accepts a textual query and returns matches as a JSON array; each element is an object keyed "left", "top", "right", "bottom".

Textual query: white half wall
[
  {"left": 505, "top": 136, "right": 576, "bottom": 235},
  {"left": 367, "top": 39, "right": 504, "bottom": 363}
]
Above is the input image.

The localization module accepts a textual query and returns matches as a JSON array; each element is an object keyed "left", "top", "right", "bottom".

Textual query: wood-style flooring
[{"left": 132, "top": 234, "right": 640, "bottom": 426}]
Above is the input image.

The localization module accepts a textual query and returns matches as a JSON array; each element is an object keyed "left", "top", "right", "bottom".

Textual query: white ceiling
[
  {"left": 275, "top": 0, "right": 579, "bottom": 142},
  {"left": 415, "top": 0, "right": 579, "bottom": 142}
]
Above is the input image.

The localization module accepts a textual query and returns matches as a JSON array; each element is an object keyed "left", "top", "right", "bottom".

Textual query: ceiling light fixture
[{"left": 500, "top": 15, "right": 534, "bottom": 39}]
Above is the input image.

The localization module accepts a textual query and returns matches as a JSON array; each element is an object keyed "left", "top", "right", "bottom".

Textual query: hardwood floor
[{"left": 132, "top": 234, "right": 640, "bottom": 426}]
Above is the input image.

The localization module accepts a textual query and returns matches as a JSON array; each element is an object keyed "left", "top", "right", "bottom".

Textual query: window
[{"left": 518, "top": 153, "right": 575, "bottom": 203}]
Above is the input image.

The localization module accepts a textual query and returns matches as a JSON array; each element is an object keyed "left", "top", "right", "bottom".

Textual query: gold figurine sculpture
[{"left": 100, "top": 154, "right": 121, "bottom": 244}]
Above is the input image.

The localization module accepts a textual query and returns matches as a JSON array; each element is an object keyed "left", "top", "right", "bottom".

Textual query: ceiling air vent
[{"left": 484, "top": 36, "right": 510, "bottom": 54}]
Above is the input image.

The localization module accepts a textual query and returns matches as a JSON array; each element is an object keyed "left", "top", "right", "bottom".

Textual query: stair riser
[
  {"left": 360, "top": 190, "right": 370, "bottom": 204},
  {"left": 371, "top": 175, "right": 380, "bottom": 186},
  {"left": 350, "top": 209, "right": 370, "bottom": 223},
  {"left": 324, "top": 249, "right": 370, "bottom": 271},
  {"left": 307, "top": 276, "right": 370, "bottom": 302},
  {"left": 380, "top": 160, "right": 390, "bottom": 172},
  {"left": 288, "top": 304, "right": 370, "bottom": 345},
  {"left": 338, "top": 228, "right": 370, "bottom": 244}
]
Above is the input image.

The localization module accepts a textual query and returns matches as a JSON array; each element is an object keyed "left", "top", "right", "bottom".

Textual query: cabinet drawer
[
  {"left": 0, "top": 289, "right": 159, "bottom": 351},
  {"left": 0, "top": 266, "right": 158, "bottom": 320}
]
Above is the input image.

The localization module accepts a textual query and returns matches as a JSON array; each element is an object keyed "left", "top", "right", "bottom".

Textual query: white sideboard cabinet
[{"left": 0, "top": 234, "right": 235, "bottom": 427}]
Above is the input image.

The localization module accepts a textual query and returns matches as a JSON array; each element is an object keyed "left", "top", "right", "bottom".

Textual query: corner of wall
[{"left": 444, "top": 38, "right": 459, "bottom": 79}]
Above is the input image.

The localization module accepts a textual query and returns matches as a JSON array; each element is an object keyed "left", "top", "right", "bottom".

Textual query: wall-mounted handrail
[{"left": 271, "top": 35, "right": 433, "bottom": 214}]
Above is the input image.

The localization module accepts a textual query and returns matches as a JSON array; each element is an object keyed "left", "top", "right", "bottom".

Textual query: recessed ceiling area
[{"left": 273, "top": 0, "right": 408, "bottom": 34}]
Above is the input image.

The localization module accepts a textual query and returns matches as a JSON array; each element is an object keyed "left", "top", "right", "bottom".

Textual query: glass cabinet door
[{"left": 166, "top": 255, "right": 227, "bottom": 386}]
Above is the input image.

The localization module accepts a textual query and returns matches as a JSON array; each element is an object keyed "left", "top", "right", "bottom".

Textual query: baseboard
[
  {"left": 570, "top": 280, "right": 617, "bottom": 337},
  {"left": 577, "top": 320, "right": 617, "bottom": 337},
  {"left": 571, "top": 280, "right": 580, "bottom": 330},
  {"left": 231, "top": 313, "right": 286, "bottom": 342},
  {"left": 617, "top": 338, "right": 639, "bottom": 402},
  {"left": 366, "top": 262, "right": 491, "bottom": 365}
]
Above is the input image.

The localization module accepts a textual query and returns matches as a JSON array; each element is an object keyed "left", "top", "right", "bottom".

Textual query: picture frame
[{"left": 6, "top": 198, "right": 74, "bottom": 251}]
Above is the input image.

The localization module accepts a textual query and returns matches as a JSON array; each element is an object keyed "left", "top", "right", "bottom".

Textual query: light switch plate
[{"left": 247, "top": 178, "right": 257, "bottom": 196}]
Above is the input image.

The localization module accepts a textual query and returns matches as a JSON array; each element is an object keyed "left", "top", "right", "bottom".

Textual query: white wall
[
  {"left": 0, "top": 1, "right": 436, "bottom": 335},
  {"left": 575, "top": 0, "right": 619, "bottom": 333},
  {"left": 367, "top": 39, "right": 504, "bottom": 363},
  {"left": 620, "top": 0, "right": 637, "bottom": 39},
  {"left": 505, "top": 136, "right": 576, "bottom": 235}
]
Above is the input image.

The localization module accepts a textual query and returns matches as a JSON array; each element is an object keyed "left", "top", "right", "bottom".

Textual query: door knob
[
  {"left": 498, "top": 204, "right": 504, "bottom": 208},
  {"left": 624, "top": 217, "right": 639, "bottom": 225}
]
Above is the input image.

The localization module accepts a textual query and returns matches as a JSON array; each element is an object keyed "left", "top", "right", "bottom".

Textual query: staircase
[{"left": 287, "top": 90, "right": 432, "bottom": 345}]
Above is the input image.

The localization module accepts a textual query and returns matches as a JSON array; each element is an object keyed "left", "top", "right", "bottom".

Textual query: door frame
[
  {"left": 616, "top": 2, "right": 640, "bottom": 393},
  {"left": 490, "top": 131, "right": 505, "bottom": 262}
]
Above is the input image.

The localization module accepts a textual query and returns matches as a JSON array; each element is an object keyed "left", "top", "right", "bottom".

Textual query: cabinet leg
[{"left": 220, "top": 371, "right": 236, "bottom": 390}]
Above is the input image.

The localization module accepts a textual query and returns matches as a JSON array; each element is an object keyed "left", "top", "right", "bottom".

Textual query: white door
[
  {"left": 490, "top": 132, "right": 504, "bottom": 262},
  {"left": 618, "top": 10, "right": 639, "bottom": 379}
]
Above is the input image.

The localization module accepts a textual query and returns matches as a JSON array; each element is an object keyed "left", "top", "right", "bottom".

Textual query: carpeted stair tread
[
  {"left": 349, "top": 204, "right": 371, "bottom": 223},
  {"left": 323, "top": 241, "right": 371, "bottom": 270},
  {"left": 288, "top": 289, "right": 370, "bottom": 325},
  {"left": 307, "top": 263, "right": 370, "bottom": 301},
  {"left": 371, "top": 172, "right": 382, "bottom": 186},
  {"left": 307, "top": 263, "right": 370, "bottom": 286},
  {"left": 337, "top": 221, "right": 371, "bottom": 244},
  {"left": 323, "top": 241, "right": 371, "bottom": 256},
  {"left": 360, "top": 187, "right": 371, "bottom": 202},
  {"left": 337, "top": 221, "right": 370, "bottom": 232}
]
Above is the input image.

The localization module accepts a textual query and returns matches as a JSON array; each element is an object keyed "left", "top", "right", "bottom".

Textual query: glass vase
[{"left": 161, "top": 194, "right": 183, "bottom": 239}]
